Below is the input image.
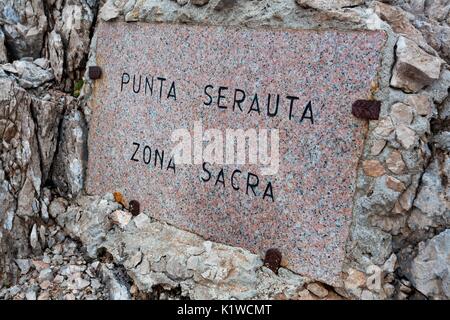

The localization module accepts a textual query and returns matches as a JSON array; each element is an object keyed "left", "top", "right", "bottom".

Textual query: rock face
[
  {"left": 0, "top": 30, "right": 8, "bottom": 63},
  {"left": 0, "top": 0, "right": 47, "bottom": 60},
  {"left": 55, "top": 195, "right": 120, "bottom": 257},
  {"left": 391, "top": 36, "right": 444, "bottom": 92},
  {"left": 47, "top": 31, "right": 64, "bottom": 83},
  {"left": 0, "top": 76, "right": 65, "bottom": 283},
  {"left": 48, "top": 0, "right": 98, "bottom": 89},
  {"left": 410, "top": 157, "right": 450, "bottom": 231},
  {"left": 12, "top": 60, "right": 54, "bottom": 89},
  {"left": 52, "top": 108, "right": 87, "bottom": 199},
  {"left": 0, "top": 0, "right": 449, "bottom": 300},
  {"left": 408, "top": 230, "right": 450, "bottom": 299}
]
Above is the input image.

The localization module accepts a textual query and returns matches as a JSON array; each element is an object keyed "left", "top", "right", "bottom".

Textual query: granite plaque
[{"left": 87, "top": 22, "right": 386, "bottom": 285}]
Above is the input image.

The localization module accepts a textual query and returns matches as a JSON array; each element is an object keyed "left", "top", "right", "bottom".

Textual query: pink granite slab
[{"left": 87, "top": 22, "right": 386, "bottom": 285}]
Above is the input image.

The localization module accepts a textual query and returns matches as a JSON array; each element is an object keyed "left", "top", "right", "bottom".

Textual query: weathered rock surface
[
  {"left": 0, "top": 225, "right": 112, "bottom": 300},
  {"left": 45, "top": 0, "right": 99, "bottom": 90},
  {"left": 11, "top": 60, "right": 54, "bottom": 88},
  {"left": 0, "top": 0, "right": 47, "bottom": 60},
  {"left": 409, "top": 157, "right": 450, "bottom": 230},
  {"left": 0, "top": 30, "right": 8, "bottom": 63},
  {"left": 408, "top": 230, "right": 450, "bottom": 299},
  {"left": 47, "top": 31, "right": 64, "bottom": 83},
  {"left": 51, "top": 107, "right": 87, "bottom": 199},
  {"left": 391, "top": 36, "right": 444, "bottom": 92},
  {"left": 55, "top": 195, "right": 120, "bottom": 257},
  {"left": 296, "top": 0, "right": 364, "bottom": 10},
  {"left": 0, "top": 74, "right": 66, "bottom": 284}
]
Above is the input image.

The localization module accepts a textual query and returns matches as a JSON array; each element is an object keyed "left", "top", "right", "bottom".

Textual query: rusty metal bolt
[
  {"left": 264, "top": 248, "right": 282, "bottom": 274},
  {"left": 352, "top": 100, "right": 381, "bottom": 120},
  {"left": 129, "top": 200, "right": 140, "bottom": 216},
  {"left": 88, "top": 66, "right": 102, "bottom": 80}
]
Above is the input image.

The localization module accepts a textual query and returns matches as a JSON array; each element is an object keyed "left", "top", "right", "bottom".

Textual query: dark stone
[
  {"left": 129, "top": 200, "right": 140, "bottom": 216},
  {"left": 264, "top": 248, "right": 282, "bottom": 274},
  {"left": 214, "top": 0, "right": 236, "bottom": 10},
  {"left": 352, "top": 100, "right": 381, "bottom": 120}
]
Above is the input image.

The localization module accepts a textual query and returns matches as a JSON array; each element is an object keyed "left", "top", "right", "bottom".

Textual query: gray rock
[
  {"left": 39, "top": 224, "right": 46, "bottom": 248},
  {"left": 15, "top": 259, "right": 31, "bottom": 274},
  {"left": 25, "top": 288, "right": 37, "bottom": 300},
  {"left": 38, "top": 268, "right": 54, "bottom": 282},
  {"left": 0, "top": 76, "right": 65, "bottom": 284},
  {"left": 52, "top": 108, "right": 88, "bottom": 199},
  {"left": 8, "top": 285, "right": 21, "bottom": 297},
  {"left": 415, "top": 18, "right": 450, "bottom": 63},
  {"left": 47, "top": 31, "right": 64, "bottom": 83},
  {"left": 99, "top": 1, "right": 121, "bottom": 21},
  {"left": 30, "top": 96, "right": 65, "bottom": 181},
  {"left": 30, "top": 224, "right": 39, "bottom": 250},
  {"left": 0, "top": 29, "right": 8, "bottom": 63},
  {"left": 411, "top": 158, "right": 450, "bottom": 230},
  {"left": 91, "top": 278, "right": 102, "bottom": 290},
  {"left": 49, "top": 0, "right": 98, "bottom": 88},
  {"left": 424, "top": 0, "right": 450, "bottom": 22},
  {"left": 408, "top": 229, "right": 450, "bottom": 299},
  {"left": 12, "top": 60, "right": 54, "bottom": 89},
  {"left": 432, "top": 132, "right": 450, "bottom": 152},
  {"left": 33, "top": 58, "right": 49, "bottom": 69},
  {"left": 100, "top": 264, "right": 131, "bottom": 300},
  {"left": 48, "top": 197, "right": 69, "bottom": 219},
  {"left": 0, "top": 0, "right": 48, "bottom": 59},
  {"left": 56, "top": 195, "right": 120, "bottom": 258},
  {"left": 73, "top": 277, "right": 91, "bottom": 290},
  {"left": 59, "top": 264, "right": 87, "bottom": 276},
  {"left": 102, "top": 216, "right": 306, "bottom": 299}
]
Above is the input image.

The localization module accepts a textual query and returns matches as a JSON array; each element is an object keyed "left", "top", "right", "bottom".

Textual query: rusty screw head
[
  {"left": 129, "top": 200, "right": 140, "bottom": 216},
  {"left": 264, "top": 248, "right": 282, "bottom": 274},
  {"left": 88, "top": 66, "right": 102, "bottom": 80},
  {"left": 352, "top": 100, "right": 381, "bottom": 120}
]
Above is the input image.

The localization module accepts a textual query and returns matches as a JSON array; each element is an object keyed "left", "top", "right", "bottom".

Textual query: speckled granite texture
[{"left": 87, "top": 22, "right": 386, "bottom": 285}]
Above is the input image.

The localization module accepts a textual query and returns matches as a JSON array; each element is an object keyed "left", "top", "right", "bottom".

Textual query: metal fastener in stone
[
  {"left": 129, "top": 200, "right": 140, "bottom": 216},
  {"left": 88, "top": 66, "right": 102, "bottom": 80},
  {"left": 352, "top": 100, "right": 381, "bottom": 120},
  {"left": 264, "top": 248, "right": 282, "bottom": 274}
]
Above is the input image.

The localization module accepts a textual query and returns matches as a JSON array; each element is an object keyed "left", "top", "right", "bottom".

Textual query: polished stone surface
[{"left": 87, "top": 22, "right": 386, "bottom": 285}]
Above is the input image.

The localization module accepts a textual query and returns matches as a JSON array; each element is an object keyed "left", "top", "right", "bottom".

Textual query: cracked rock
[
  {"left": 296, "top": 0, "right": 364, "bottom": 10},
  {"left": 52, "top": 107, "right": 88, "bottom": 199},
  {"left": 408, "top": 230, "right": 450, "bottom": 299},
  {"left": 0, "top": 0, "right": 48, "bottom": 60},
  {"left": 11, "top": 60, "right": 54, "bottom": 89},
  {"left": 391, "top": 36, "right": 444, "bottom": 93}
]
